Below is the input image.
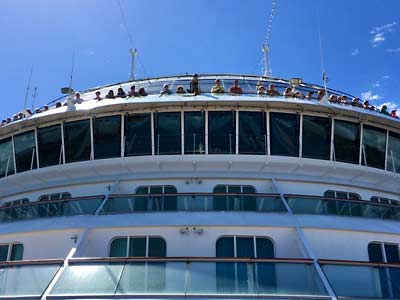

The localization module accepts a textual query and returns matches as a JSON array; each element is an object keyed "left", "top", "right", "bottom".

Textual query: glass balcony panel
[
  {"left": 116, "top": 262, "right": 185, "bottom": 295},
  {"left": 0, "top": 264, "right": 60, "bottom": 297},
  {"left": 208, "top": 111, "right": 236, "bottom": 154},
  {"left": 184, "top": 111, "right": 205, "bottom": 154},
  {"left": 239, "top": 111, "right": 267, "bottom": 155},
  {"left": 51, "top": 263, "right": 124, "bottom": 296},
  {"left": 64, "top": 119, "right": 91, "bottom": 163},
  {"left": 154, "top": 112, "right": 181, "bottom": 155}
]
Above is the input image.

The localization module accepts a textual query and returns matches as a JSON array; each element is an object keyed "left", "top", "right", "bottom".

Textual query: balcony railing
[
  {"left": 2, "top": 193, "right": 400, "bottom": 225},
  {"left": 48, "top": 257, "right": 328, "bottom": 299},
  {"left": 286, "top": 195, "right": 400, "bottom": 221}
]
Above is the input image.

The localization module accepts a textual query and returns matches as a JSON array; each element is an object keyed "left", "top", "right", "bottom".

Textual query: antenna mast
[
  {"left": 130, "top": 48, "right": 137, "bottom": 81},
  {"left": 23, "top": 67, "right": 33, "bottom": 110},
  {"left": 262, "top": 0, "right": 277, "bottom": 77}
]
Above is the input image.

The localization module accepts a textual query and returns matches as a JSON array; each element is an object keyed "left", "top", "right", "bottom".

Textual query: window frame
[
  {"left": 0, "top": 242, "right": 23, "bottom": 261},
  {"left": 109, "top": 236, "right": 166, "bottom": 257}
]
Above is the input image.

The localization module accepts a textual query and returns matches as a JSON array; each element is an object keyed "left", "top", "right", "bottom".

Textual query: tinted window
[
  {"left": 148, "top": 238, "right": 166, "bottom": 257},
  {"left": 125, "top": 113, "right": 152, "bottom": 156},
  {"left": 129, "top": 237, "right": 146, "bottom": 257},
  {"left": 385, "top": 244, "right": 400, "bottom": 263},
  {"left": 236, "top": 237, "right": 254, "bottom": 258},
  {"left": 256, "top": 238, "right": 274, "bottom": 258},
  {"left": 0, "top": 137, "right": 15, "bottom": 178},
  {"left": 334, "top": 120, "right": 360, "bottom": 164},
  {"left": 368, "top": 242, "right": 383, "bottom": 263},
  {"left": 110, "top": 238, "right": 128, "bottom": 257},
  {"left": 270, "top": 112, "right": 300, "bottom": 157},
  {"left": 184, "top": 111, "right": 205, "bottom": 154},
  {"left": 64, "top": 120, "right": 91, "bottom": 163},
  {"left": 216, "top": 237, "right": 234, "bottom": 257},
  {"left": 154, "top": 112, "right": 181, "bottom": 155},
  {"left": 10, "top": 244, "right": 23, "bottom": 261},
  {"left": 38, "top": 125, "right": 62, "bottom": 167},
  {"left": 362, "top": 125, "right": 386, "bottom": 169},
  {"left": 239, "top": 111, "right": 266, "bottom": 155},
  {"left": 387, "top": 132, "right": 400, "bottom": 173},
  {"left": 208, "top": 111, "right": 236, "bottom": 154},
  {"left": 302, "top": 116, "right": 331, "bottom": 160},
  {"left": 14, "top": 130, "right": 37, "bottom": 173},
  {"left": 93, "top": 115, "right": 121, "bottom": 159},
  {"left": 0, "top": 245, "right": 8, "bottom": 261}
]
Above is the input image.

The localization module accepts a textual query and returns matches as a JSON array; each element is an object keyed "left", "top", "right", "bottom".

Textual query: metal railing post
[{"left": 271, "top": 178, "right": 338, "bottom": 300}]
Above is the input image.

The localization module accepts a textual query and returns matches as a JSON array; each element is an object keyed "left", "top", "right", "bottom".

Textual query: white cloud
[
  {"left": 351, "top": 49, "right": 359, "bottom": 56},
  {"left": 370, "top": 21, "right": 397, "bottom": 34},
  {"left": 387, "top": 48, "right": 400, "bottom": 52},
  {"left": 374, "top": 81, "right": 381, "bottom": 88},
  {"left": 361, "top": 90, "right": 382, "bottom": 101},
  {"left": 370, "top": 21, "right": 397, "bottom": 47},
  {"left": 383, "top": 75, "right": 390, "bottom": 79},
  {"left": 119, "top": 23, "right": 124, "bottom": 30}
]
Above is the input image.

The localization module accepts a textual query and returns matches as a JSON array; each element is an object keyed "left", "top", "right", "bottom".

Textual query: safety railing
[
  {"left": 0, "top": 259, "right": 62, "bottom": 299},
  {"left": 286, "top": 195, "right": 400, "bottom": 221},
  {"left": 48, "top": 257, "right": 329, "bottom": 299},
  {"left": 0, "top": 195, "right": 104, "bottom": 222},
  {"left": 100, "top": 193, "right": 286, "bottom": 214},
  {"left": 320, "top": 259, "right": 400, "bottom": 299}
]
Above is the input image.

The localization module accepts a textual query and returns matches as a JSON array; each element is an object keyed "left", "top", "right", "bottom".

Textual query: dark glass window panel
[
  {"left": 162, "top": 186, "right": 177, "bottom": 211},
  {"left": 149, "top": 186, "right": 163, "bottom": 194},
  {"left": 242, "top": 186, "right": 256, "bottom": 194},
  {"left": 256, "top": 238, "right": 274, "bottom": 258},
  {"left": 336, "top": 192, "right": 348, "bottom": 200},
  {"left": 125, "top": 113, "right": 152, "bottom": 156},
  {"left": 129, "top": 238, "right": 146, "bottom": 257},
  {"left": 302, "top": 116, "right": 331, "bottom": 160},
  {"left": 236, "top": 237, "right": 254, "bottom": 258},
  {"left": 14, "top": 130, "right": 37, "bottom": 173},
  {"left": 93, "top": 115, "right": 121, "bottom": 159},
  {"left": 371, "top": 196, "right": 379, "bottom": 203},
  {"left": 10, "top": 243, "right": 23, "bottom": 261},
  {"left": 334, "top": 120, "right": 360, "bottom": 164},
  {"left": 270, "top": 112, "right": 299, "bottom": 157},
  {"left": 154, "top": 112, "right": 181, "bottom": 155},
  {"left": 38, "top": 125, "right": 62, "bottom": 168},
  {"left": 348, "top": 193, "right": 361, "bottom": 201},
  {"left": 136, "top": 187, "right": 149, "bottom": 195},
  {"left": 256, "top": 238, "right": 276, "bottom": 293},
  {"left": 385, "top": 244, "right": 400, "bottom": 263},
  {"left": 324, "top": 191, "right": 335, "bottom": 198},
  {"left": 64, "top": 120, "right": 91, "bottom": 163},
  {"left": 362, "top": 125, "right": 386, "bottom": 169},
  {"left": 216, "top": 237, "right": 234, "bottom": 257},
  {"left": 184, "top": 111, "right": 205, "bottom": 154},
  {"left": 208, "top": 111, "right": 236, "bottom": 154},
  {"left": 239, "top": 111, "right": 266, "bottom": 155},
  {"left": 0, "top": 137, "right": 15, "bottom": 178},
  {"left": 368, "top": 242, "right": 383, "bottom": 263},
  {"left": 0, "top": 245, "right": 8, "bottom": 261},
  {"left": 110, "top": 238, "right": 127, "bottom": 257},
  {"left": 148, "top": 238, "right": 166, "bottom": 257},
  {"left": 387, "top": 132, "right": 400, "bottom": 173}
]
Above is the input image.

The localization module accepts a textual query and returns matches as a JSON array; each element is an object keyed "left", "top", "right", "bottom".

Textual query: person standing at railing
[
  {"left": 160, "top": 84, "right": 172, "bottom": 96},
  {"left": 74, "top": 92, "right": 83, "bottom": 104},
  {"left": 306, "top": 91, "right": 314, "bottom": 100},
  {"left": 211, "top": 79, "right": 225, "bottom": 94},
  {"left": 106, "top": 90, "right": 115, "bottom": 99},
  {"left": 128, "top": 85, "right": 138, "bottom": 97},
  {"left": 176, "top": 86, "right": 186, "bottom": 94},
  {"left": 116, "top": 87, "right": 127, "bottom": 98},
  {"left": 283, "top": 86, "right": 293, "bottom": 98},
  {"left": 188, "top": 74, "right": 201, "bottom": 95},
  {"left": 229, "top": 80, "right": 243, "bottom": 95},
  {"left": 266, "top": 83, "right": 280, "bottom": 96},
  {"left": 391, "top": 109, "right": 399, "bottom": 119},
  {"left": 94, "top": 91, "right": 102, "bottom": 101},
  {"left": 257, "top": 85, "right": 267, "bottom": 96}
]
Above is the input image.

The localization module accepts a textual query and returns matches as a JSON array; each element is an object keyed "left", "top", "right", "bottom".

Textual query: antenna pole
[
  {"left": 262, "top": 45, "right": 271, "bottom": 77},
  {"left": 69, "top": 53, "right": 75, "bottom": 96},
  {"left": 23, "top": 67, "right": 33, "bottom": 110},
  {"left": 130, "top": 48, "right": 137, "bottom": 81},
  {"left": 31, "top": 87, "right": 37, "bottom": 111}
]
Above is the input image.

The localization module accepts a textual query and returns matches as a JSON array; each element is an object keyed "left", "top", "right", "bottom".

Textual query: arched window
[
  {"left": 216, "top": 236, "right": 275, "bottom": 293},
  {"left": 110, "top": 236, "right": 166, "bottom": 258},
  {"left": 135, "top": 185, "right": 177, "bottom": 211},
  {"left": 0, "top": 243, "right": 23, "bottom": 261},
  {"left": 324, "top": 190, "right": 361, "bottom": 201},
  {"left": 213, "top": 185, "right": 256, "bottom": 211}
]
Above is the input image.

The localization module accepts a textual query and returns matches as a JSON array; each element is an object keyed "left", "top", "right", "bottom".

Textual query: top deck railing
[{"left": 2, "top": 74, "right": 398, "bottom": 128}]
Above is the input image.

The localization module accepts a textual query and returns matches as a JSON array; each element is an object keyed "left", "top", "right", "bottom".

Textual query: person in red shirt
[
  {"left": 229, "top": 80, "right": 243, "bottom": 95},
  {"left": 391, "top": 109, "right": 399, "bottom": 119}
]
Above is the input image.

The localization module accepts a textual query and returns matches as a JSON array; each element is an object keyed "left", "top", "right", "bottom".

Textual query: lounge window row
[{"left": 0, "top": 111, "right": 399, "bottom": 178}]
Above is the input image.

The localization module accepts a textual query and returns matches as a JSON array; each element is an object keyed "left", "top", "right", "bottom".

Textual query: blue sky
[{"left": 1, "top": 0, "right": 399, "bottom": 120}]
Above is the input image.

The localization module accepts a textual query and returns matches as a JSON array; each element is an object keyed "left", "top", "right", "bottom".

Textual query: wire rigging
[{"left": 260, "top": 0, "right": 277, "bottom": 77}]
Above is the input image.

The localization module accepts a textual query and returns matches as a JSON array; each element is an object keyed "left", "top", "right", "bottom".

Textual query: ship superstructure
[{"left": 0, "top": 74, "right": 399, "bottom": 299}]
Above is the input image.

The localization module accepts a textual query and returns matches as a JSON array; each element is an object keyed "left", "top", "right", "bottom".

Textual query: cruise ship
[{"left": 0, "top": 73, "right": 399, "bottom": 299}]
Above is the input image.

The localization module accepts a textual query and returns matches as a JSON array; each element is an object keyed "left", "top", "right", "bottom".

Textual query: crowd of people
[{"left": 1, "top": 75, "right": 398, "bottom": 127}]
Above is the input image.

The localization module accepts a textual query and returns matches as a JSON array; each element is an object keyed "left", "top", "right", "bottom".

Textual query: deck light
[{"left": 289, "top": 78, "right": 303, "bottom": 86}]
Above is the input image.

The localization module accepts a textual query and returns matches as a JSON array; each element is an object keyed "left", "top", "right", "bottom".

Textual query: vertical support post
[
  {"left": 181, "top": 111, "right": 185, "bottom": 155},
  {"left": 61, "top": 122, "right": 66, "bottom": 164},
  {"left": 130, "top": 48, "right": 137, "bottom": 81},
  {"left": 235, "top": 110, "right": 239, "bottom": 155},
  {"left": 330, "top": 118, "right": 335, "bottom": 162},
  {"left": 299, "top": 113, "right": 303, "bottom": 158},
  {"left": 359, "top": 123, "right": 364, "bottom": 166},
  {"left": 384, "top": 130, "right": 389, "bottom": 171},
  {"left": 205, "top": 110, "right": 209, "bottom": 155},
  {"left": 34, "top": 127, "right": 40, "bottom": 169},
  {"left": 151, "top": 112, "right": 155, "bottom": 156},
  {"left": 90, "top": 117, "right": 94, "bottom": 160},
  {"left": 266, "top": 111, "right": 271, "bottom": 156},
  {"left": 271, "top": 179, "right": 338, "bottom": 300},
  {"left": 11, "top": 135, "right": 16, "bottom": 175},
  {"left": 121, "top": 113, "right": 125, "bottom": 157}
]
